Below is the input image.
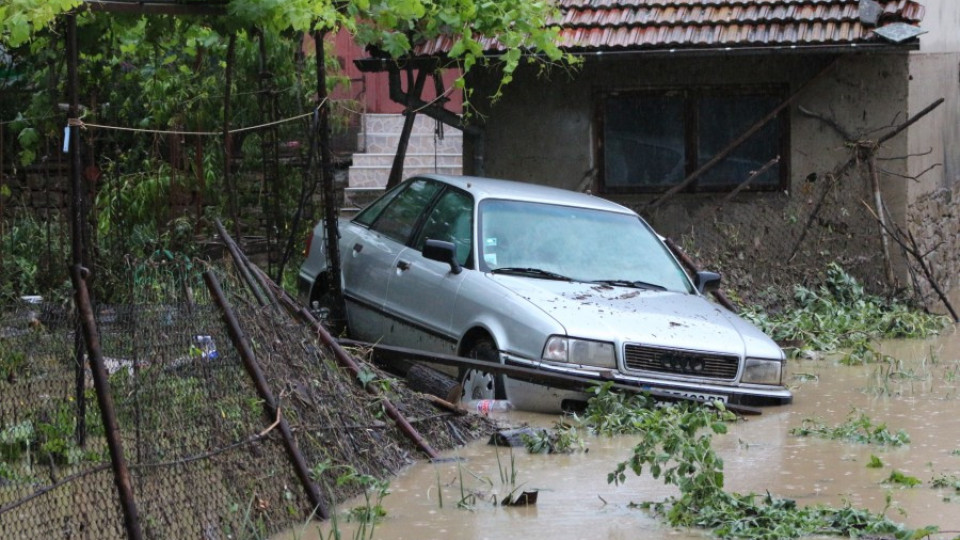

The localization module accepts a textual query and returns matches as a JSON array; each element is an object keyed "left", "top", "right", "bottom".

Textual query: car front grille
[{"left": 623, "top": 344, "right": 739, "bottom": 380}]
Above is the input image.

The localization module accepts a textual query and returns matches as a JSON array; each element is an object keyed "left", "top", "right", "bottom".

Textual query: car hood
[{"left": 487, "top": 275, "right": 782, "bottom": 359}]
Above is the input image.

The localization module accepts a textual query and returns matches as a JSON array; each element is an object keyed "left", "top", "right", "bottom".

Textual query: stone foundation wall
[{"left": 907, "top": 186, "right": 960, "bottom": 312}]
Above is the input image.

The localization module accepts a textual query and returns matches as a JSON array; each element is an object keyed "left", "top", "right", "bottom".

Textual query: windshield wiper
[
  {"left": 491, "top": 267, "right": 573, "bottom": 281},
  {"left": 590, "top": 279, "right": 666, "bottom": 291}
]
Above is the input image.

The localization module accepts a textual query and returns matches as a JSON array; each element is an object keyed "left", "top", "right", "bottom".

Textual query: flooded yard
[{"left": 284, "top": 324, "right": 960, "bottom": 539}]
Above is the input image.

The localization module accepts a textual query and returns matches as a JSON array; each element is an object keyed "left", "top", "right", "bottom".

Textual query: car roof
[{"left": 411, "top": 174, "right": 636, "bottom": 215}]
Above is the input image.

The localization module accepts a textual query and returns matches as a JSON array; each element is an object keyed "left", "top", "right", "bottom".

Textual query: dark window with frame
[
  {"left": 413, "top": 188, "right": 474, "bottom": 267},
  {"left": 363, "top": 178, "right": 443, "bottom": 243},
  {"left": 600, "top": 87, "right": 787, "bottom": 193}
]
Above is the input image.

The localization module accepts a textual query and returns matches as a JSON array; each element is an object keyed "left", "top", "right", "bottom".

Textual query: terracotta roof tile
[{"left": 414, "top": 0, "right": 925, "bottom": 55}]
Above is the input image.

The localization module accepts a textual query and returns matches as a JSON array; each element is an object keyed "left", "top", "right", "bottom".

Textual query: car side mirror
[
  {"left": 423, "top": 239, "right": 462, "bottom": 274},
  {"left": 694, "top": 271, "right": 721, "bottom": 294}
]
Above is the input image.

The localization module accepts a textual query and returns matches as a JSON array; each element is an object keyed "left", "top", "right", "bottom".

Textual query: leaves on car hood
[{"left": 486, "top": 274, "right": 781, "bottom": 358}]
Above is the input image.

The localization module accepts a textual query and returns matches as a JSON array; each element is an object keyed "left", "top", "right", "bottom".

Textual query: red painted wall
[{"left": 311, "top": 31, "right": 463, "bottom": 114}]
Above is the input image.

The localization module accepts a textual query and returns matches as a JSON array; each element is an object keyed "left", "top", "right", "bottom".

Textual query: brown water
[{"left": 282, "top": 324, "right": 960, "bottom": 539}]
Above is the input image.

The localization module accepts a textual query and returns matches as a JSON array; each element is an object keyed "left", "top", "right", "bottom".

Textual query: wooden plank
[{"left": 82, "top": 1, "right": 228, "bottom": 16}]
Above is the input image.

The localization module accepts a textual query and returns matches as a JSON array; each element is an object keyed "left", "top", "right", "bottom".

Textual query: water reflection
[{"left": 282, "top": 324, "right": 960, "bottom": 539}]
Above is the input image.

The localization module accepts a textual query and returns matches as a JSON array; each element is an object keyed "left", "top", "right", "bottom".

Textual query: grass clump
[
  {"left": 790, "top": 410, "right": 910, "bottom": 447},
  {"left": 580, "top": 384, "right": 932, "bottom": 539},
  {"left": 741, "top": 262, "right": 948, "bottom": 359},
  {"left": 883, "top": 471, "right": 922, "bottom": 488},
  {"left": 522, "top": 422, "right": 585, "bottom": 454}
]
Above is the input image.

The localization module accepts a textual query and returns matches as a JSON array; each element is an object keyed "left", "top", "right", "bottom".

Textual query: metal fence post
[
  {"left": 71, "top": 265, "right": 143, "bottom": 540},
  {"left": 203, "top": 270, "right": 329, "bottom": 519}
]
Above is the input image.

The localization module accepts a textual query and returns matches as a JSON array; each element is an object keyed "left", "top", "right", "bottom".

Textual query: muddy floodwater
[{"left": 282, "top": 324, "right": 960, "bottom": 539}]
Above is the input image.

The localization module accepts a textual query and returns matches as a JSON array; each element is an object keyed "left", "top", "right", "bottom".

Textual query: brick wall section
[{"left": 1, "top": 168, "right": 71, "bottom": 218}]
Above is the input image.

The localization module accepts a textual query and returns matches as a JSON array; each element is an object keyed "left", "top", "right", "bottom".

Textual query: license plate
[{"left": 660, "top": 389, "right": 727, "bottom": 403}]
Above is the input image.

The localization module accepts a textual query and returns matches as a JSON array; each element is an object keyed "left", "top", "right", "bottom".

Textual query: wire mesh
[
  {"left": 0, "top": 259, "right": 491, "bottom": 539},
  {"left": 649, "top": 162, "right": 903, "bottom": 309}
]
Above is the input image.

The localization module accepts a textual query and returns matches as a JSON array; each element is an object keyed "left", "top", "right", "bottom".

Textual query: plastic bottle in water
[{"left": 464, "top": 399, "right": 514, "bottom": 415}]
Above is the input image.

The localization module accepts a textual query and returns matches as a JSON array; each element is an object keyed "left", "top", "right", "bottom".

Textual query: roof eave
[{"left": 356, "top": 40, "right": 921, "bottom": 72}]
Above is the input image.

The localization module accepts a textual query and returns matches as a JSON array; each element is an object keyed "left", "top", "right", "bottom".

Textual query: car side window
[
  {"left": 368, "top": 179, "right": 442, "bottom": 243},
  {"left": 353, "top": 182, "right": 404, "bottom": 227},
  {"left": 414, "top": 189, "right": 473, "bottom": 266}
]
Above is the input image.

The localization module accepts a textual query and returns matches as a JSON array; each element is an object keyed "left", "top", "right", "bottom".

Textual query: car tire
[
  {"left": 459, "top": 338, "right": 507, "bottom": 401},
  {"left": 309, "top": 273, "right": 346, "bottom": 335}
]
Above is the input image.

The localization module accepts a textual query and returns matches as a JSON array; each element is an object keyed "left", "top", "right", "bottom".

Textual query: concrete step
[
  {"left": 361, "top": 113, "right": 459, "bottom": 134},
  {"left": 347, "top": 166, "right": 463, "bottom": 188},
  {"left": 343, "top": 187, "right": 386, "bottom": 212},
  {"left": 359, "top": 133, "right": 463, "bottom": 155},
  {"left": 351, "top": 152, "right": 462, "bottom": 169}
]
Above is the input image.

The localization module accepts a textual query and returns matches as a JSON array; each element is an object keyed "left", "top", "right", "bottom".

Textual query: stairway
[{"left": 344, "top": 113, "right": 462, "bottom": 213}]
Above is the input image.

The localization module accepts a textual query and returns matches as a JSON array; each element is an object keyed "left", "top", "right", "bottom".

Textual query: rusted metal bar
[
  {"left": 215, "top": 219, "right": 271, "bottom": 307},
  {"left": 203, "top": 270, "right": 329, "bottom": 519},
  {"left": 663, "top": 237, "right": 738, "bottom": 313},
  {"left": 265, "top": 274, "right": 442, "bottom": 458},
  {"left": 338, "top": 338, "right": 765, "bottom": 416},
  {"left": 71, "top": 265, "right": 143, "bottom": 540},
  {"left": 647, "top": 59, "right": 837, "bottom": 210}
]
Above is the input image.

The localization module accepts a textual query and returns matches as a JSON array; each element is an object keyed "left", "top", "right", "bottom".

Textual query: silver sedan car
[{"left": 299, "top": 174, "right": 791, "bottom": 412}]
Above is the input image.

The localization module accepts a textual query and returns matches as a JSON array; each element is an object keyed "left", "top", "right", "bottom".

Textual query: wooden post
[
  {"left": 66, "top": 11, "right": 89, "bottom": 449},
  {"left": 867, "top": 152, "right": 895, "bottom": 286},
  {"left": 223, "top": 33, "right": 242, "bottom": 242},
  {"left": 314, "top": 29, "right": 346, "bottom": 326},
  {"left": 387, "top": 68, "right": 428, "bottom": 189}
]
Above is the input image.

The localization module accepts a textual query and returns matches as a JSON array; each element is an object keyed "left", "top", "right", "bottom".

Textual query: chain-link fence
[
  {"left": 0, "top": 259, "right": 490, "bottom": 539},
  {"left": 643, "top": 157, "right": 947, "bottom": 311}
]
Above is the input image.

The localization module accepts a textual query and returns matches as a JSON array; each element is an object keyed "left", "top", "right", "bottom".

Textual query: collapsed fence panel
[{"left": 0, "top": 260, "right": 489, "bottom": 538}]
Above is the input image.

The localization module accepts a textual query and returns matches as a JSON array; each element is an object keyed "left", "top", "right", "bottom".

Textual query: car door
[
  {"left": 382, "top": 187, "right": 473, "bottom": 355},
  {"left": 342, "top": 178, "right": 443, "bottom": 342}
]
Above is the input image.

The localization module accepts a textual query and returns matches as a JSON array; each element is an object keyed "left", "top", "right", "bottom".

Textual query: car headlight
[
  {"left": 542, "top": 336, "right": 616, "bottom": 369},
  {"left": 742, "top": 358, "right": 783, "bottom": 385}
]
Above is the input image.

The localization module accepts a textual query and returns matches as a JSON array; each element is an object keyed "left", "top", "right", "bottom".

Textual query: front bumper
[{"left": 504, "top": 354, "right": 793, "bottom": 407}]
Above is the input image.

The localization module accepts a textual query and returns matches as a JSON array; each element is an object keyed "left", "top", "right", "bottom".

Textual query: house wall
[
  {"left": 904, "top": 0, "right": 960, "bottom": 307},
  {"left": 465, "top": 52, "right": 931, "bottom": 308}
]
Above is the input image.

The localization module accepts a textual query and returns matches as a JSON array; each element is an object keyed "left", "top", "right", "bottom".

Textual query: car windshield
[{"left": 478, "top": 199, "right": 693, "bottom": 293}]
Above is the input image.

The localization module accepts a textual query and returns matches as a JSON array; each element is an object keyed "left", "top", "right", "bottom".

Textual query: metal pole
[
  {"left": 66, "top": 11, "right": 88, "bottom": 448},
  {"left": 203, "top": 271, "right": 328, "bottom": 519},
  {"left": 314, "top": 30, "right": 345, "bottom": 327},
  {"left": 71, "top": 266, "right": 143, "bottom": 540}
]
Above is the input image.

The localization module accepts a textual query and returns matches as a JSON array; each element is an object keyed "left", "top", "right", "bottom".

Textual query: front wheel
[
  {"left": 309, "top": 273, "right": 346, "bottom": 335},
  {"left": 459, "top": 338, "right": 507, "bottom": 401}
]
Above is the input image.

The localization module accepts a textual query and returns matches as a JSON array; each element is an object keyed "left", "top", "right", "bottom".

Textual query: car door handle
[{"left": 396, "top": 260, "right": 411, "bottom": 271}]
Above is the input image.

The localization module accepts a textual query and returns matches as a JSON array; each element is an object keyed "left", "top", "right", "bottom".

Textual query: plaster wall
[
  {"left": 466, "top": 52, "right": 928, "bottom": 307},
  {"left": 915, "top": 0, "right": 960, "bottom": 53},
  {"left": 903, "top": 4, "right": 960, "bottom": 305}
]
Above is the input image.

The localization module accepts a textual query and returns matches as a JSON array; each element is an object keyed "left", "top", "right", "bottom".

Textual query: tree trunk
[{"left": 406, "top": 363, "right": 462, "bottom": 404}]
